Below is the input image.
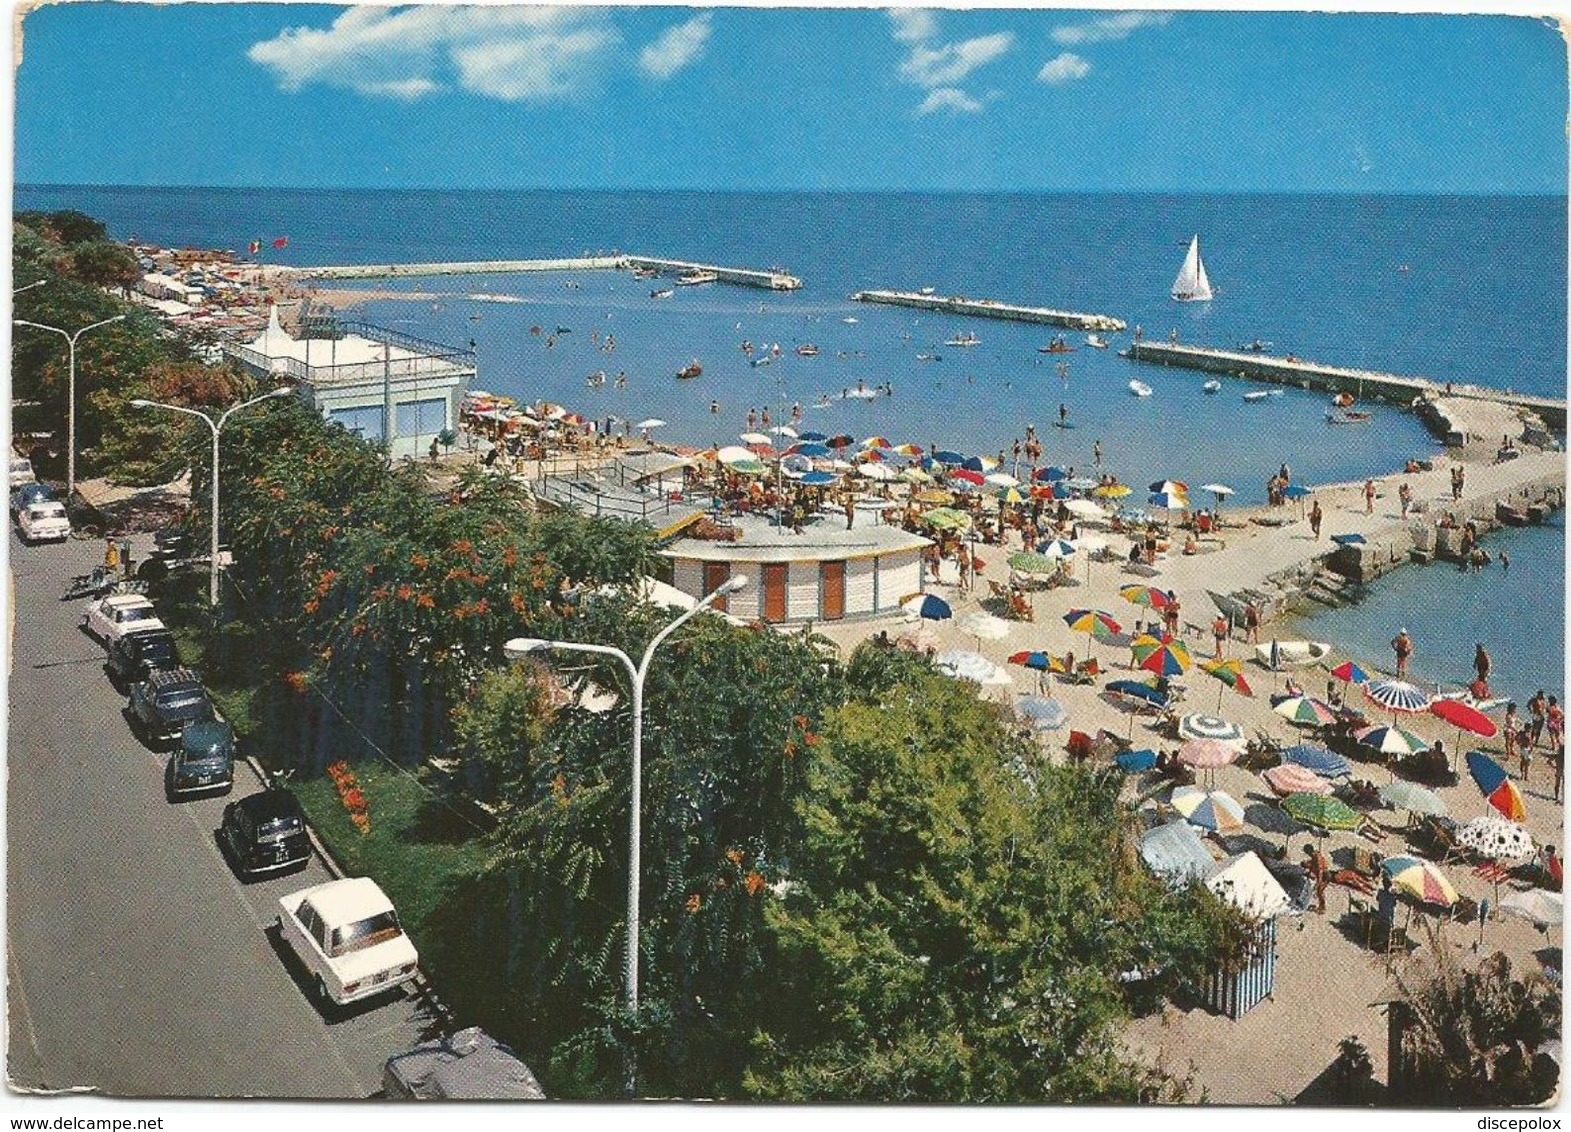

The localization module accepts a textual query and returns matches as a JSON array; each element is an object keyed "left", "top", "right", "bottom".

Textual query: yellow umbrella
[{"left": 1092, "top": 483, "right": 1132, "bottom": 499}]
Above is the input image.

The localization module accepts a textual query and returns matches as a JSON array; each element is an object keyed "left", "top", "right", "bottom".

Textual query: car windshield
[
  {"left": 329, "top": 911, "right": 402, "bottom": 957},
  {"left": 136, "top": 639, "right": 177, "bottom": 664},
  {"left": 29, "top": 505, "right": 65, "bottom": 519},
  {"left": 116, "top": 606, "right": 154, "bottom": 622},
  {"left": 256, "top": 815, "right": 303, "bottom": 842}
]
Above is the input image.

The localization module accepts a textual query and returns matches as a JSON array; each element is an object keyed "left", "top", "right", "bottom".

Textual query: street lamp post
[
  {"left": 504, "top": 575, "right": 748, "bottom": 1030},
  {"left": 14, "top": 315, "right": 126, "bottom": 499},
  {"left": 131, "top": 388, "right": 292, "bottom": 606}
]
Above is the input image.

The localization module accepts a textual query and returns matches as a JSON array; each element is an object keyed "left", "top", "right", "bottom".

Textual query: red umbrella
[
  {"left": 1431, "top": 698, "right": 1499, "bottom": 739},
  {"left": 950, "top": 468, "right": 986, "bottom": 486}
]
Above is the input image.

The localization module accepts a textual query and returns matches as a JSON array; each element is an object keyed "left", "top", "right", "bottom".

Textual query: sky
[{"left": 11, "top": 3, "right": 1568, "bottom": 192}]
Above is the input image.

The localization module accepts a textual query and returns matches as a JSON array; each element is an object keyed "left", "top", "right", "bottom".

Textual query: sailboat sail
[{"left": 1171, "top": 235, "right": 1213, "bottom": 302}]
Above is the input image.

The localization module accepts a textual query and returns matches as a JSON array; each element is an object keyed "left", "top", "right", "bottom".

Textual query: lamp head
[
  {"left": 129, "top": 399, "right": 154, "bottom": 409},
  {"left": 718, "top": 574, "right": 749, "bottom": 595},
  {"left": 503, "top": 637, "right": 551, "bottom": 661},
  {"left": 266, "top": 387, "right": 292, "bottom": 400}
]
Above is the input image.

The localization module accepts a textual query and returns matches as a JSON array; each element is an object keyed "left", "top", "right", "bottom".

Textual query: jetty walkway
[
  {"left": 852, "top": 290, "right": 1126, "bottom": 332},
  {"left": 281, "top": 255, "right": 800, "bottom": 291},
  {"left": 1124, "top": 341, "right": 1567, "bottom": 432}
]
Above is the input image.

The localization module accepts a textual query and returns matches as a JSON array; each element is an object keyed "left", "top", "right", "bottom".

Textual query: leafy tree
[
  {"left": 68, "top": 241, "right": 141, "bottom": 289},
  {"left": 16, "top": 209, "right": 107, "bottom": 246}
]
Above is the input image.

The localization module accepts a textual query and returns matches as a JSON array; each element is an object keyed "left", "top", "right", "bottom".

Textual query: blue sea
[{"left": 15, "top": 185, "right": 1567, "bottom": 695}]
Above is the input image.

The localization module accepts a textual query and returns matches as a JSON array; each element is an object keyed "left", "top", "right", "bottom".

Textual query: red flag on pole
[
  {"left": 248, "top": 240, "right": 261, "bottom": 255},
  {"left": 272, "top": 236, "right": 290, "bottom": 249}
]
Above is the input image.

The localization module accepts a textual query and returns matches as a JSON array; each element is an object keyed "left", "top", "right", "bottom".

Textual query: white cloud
[
  {"left": 899, "top": 32, "right": 1015, "bottom": 88},
  {"left": 916, "top": 87, "right": 984, "bottom": 116},
  {"left": 248, "top": 6, "right": 620, "bottom": 102},
  {"left": 888, "top": 9, "right": 936, "bottom": 45},
  {"left": 639, "top": 14, "right": 712, "bottom": 80},
  {"left": 1038, "top": 53, "right": 1092, "bottom": 85},
  {"left": 1051, "top": 11, "right": 1172, "bottom": 47}
]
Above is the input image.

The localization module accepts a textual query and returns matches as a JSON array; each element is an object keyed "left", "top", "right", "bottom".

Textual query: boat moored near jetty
[
  {"left": 1171, "top": 235, "right": 1214, "bottom": 302},
  {"left": 1326, "top": 409, "right": 1373, "bottom": 424},
  {"left": 1086, "top": 334, "right": 1109, "bottom": 349},
  {"left": 946, "top": 331, "right": 981, "bottom": 347},
  {"left": 1243, "top": 389, "right": 1283, "bottom": 403},
  {"left": 1202, "top": 380, "right": 1222, "bottom": 394},
  {"left": 676, "top": 269, "right": 718, "bottom": 286},
  {"left": 650, "top": 288, "right": 674, "bottom": 299},
  {"left": 1255, "top": 640, "right": 1332, "bottom": 670},
  {"left": 1129, "top": 380, "right": 1153, "bottom": 398}
]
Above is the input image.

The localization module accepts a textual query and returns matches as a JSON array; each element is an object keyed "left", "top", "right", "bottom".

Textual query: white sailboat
[{"left": 1171, "top": 235, "right": 1213, "bottom": 302}]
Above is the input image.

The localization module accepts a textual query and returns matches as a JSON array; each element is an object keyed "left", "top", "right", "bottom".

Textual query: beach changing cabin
[
  {"left": 1201, "top": 852, "right": 1288, "bottom": 1020},
  {"left": 662, "top": 511, "right": 931, "bottom": 625}
]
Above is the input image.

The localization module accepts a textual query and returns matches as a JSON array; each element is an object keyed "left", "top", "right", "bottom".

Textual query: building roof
[
  {"left": 663, "top": 510, "right": 930, "bottom": 564},
  {"left": 244, "top": 305, "right": 426, "bottom": 371}
]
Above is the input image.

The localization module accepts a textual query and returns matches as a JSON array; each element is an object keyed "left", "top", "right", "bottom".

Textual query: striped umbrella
[
  {"left": 996, "top": 486, "right": 1028, "bottom": 506},
  {"left": 900, "top": 467, "right": 933, "bottom": 484},
  {"left": 1356, "top": 724, "right": 1430, "bottom": 757},
  {"left": 1033, "top": 465, "right": 1068, "bottom": 482},
  {"left": 1379, "top": 781, "right": 1447, "bottom": 819},
  {"left": 1262, "top": 763, "right": 1334, "bottom": 797},
  {"left": 1178, "top": 739, "right": 1241, "bottom": 770},
  {"left": 1171, "top": 786, "right": 1245, "bottom": 834},
  {"left": 1148, "top": 489, "right": 1190, "bottom": 511},
  {"left": 856, "top": 447, "right": 888, "bottom": 463},
  {"left": 1281, "top": 744, "right": 1351, "bottom": 780},
  {"left": 1331, "top": 660, "right": 1373, "bottom": 685},
  {"left": 1280, "top": 793, "right": 1363, "bottom": 833},
  {"left": 1134, "top": 636, "right": 1193, "bottom": 677},
  {"left": 1458, "top": 815, "right": 1535, "bottom": 863},
  {"left": 1466, "top": 750, "right": 1527, "bottom": 822},
  {"left": 1200, "top": 659, "right": 1254, "bottom": 710},
  {"left": 1364, "top": 678, "right": 1435, "bottom": 715},
  {"left": 825, "top": 434, "right": 856, "bottom": 450},
  {"left": 1037, "top": 538, "right": 1078, "bottom": 561},
  {"left": 861, "top": 436, "right": 892, "bottom": 450},
  {"left": 1383, "top": 856, "right": 1459, "bottom": 908},
  {"left": 900, "top": 593, "right": 953, "bottom": 622},
  {"left": 1272, "top": 695, "right": 1339, "bottom": 727},
  {"left": 1499, "top": 889, "right": 1564, "bottom": 929},
  {"left": 892, "top": 443, "right": 924, "bottom": 457},
  {"left": 1120, "top": 584, "right": 1174, "bottom": 611},
  {"left": 1008, "top": 650, "right": 1068, "bottom": 674},
  {"left": 1177, "top": 714, "right": 1245, "bottom": 745},
  {"left": 1149, "top": 479, "right": 1190, "bottom": 495},
  {"left": 1063, "top": 608, "right": 1122, "bottom": 642}
]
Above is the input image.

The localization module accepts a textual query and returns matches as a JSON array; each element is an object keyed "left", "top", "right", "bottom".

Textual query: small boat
[
  {"left": 650, "top": 288, "right": 674, "bottom": 299},
  {"left": 916, "top": 353, "right": 940, "bottom": 362},
  {"left": 676, "top": 361, "right": 703, "bottom": 380},
  {"left": 919, "top": 287, "right": 936, "bottom": 296},
  {"left": 555, "top": 326, "right": 572, "bottom": 335},
  {"left": 1171, "top": 234, "right": 1214, "bottom": 302},
  {"left": 946, "top": 332, "right": 981, "bottom": 347},
  {"left": 842, "top": 316, "right": 859, "bottom": 324},
  {"left": 1325, "top": 410, "right": 1373, "bottom": 424},
  {"left": 796, "top": 344, "right": 820, "bottom": 357},
  {"left": 1435, "top": 687, "right": 1511, "bottom": 713},
  {"left": 631, "top": 267, "right": 659, "bottom": 280},
  {"left": 1129, "top": 380, "right": 1153, "bottom": 398},
  {"left": 676, "top": 270, "right": 717, "bottom": 286},
  {"left": 1243, "top": 389, "right": 1282, "bottom": 403},
  {"left": 1086, "top": 334, "right": 1108, "bottom": 350},
  {"left": 1202, "top": 380, "right": 1222, "bottom": 394},
  {"left": 1239, "top": 339, "right": 1271, "bottom": 352},
  {"left": 845, "top": 388, "right": 878, "bottom": 400},
  {"left": 1254, "top": 640, "right": 1332, "bottom": 670},
  {"left": 750, "top": 353, "right": 775, "bottom": 368},
  {"left": 1332, "top": 392, "right": 1356, "bottom": 408}
]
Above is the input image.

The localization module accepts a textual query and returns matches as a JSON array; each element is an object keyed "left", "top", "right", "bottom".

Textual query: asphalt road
[{"left": 7, "top": 530, "right": 437, "bottom": 1098}]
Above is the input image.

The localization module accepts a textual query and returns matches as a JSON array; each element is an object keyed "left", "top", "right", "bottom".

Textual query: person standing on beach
[
  {"left": 1058, "top": 403, "right": 1069, "bottom": 427},
  {"left": 1529, "top": 690, "right": 1548, "bottom": 750},
  {"left": 844, "top": 495, "right": 856, "bottom": 531},
  {"left": 1163, "top": 592, "right": 1181, "bottom": 638},
  {"left": 1305, "top": 844, "right": 1329, "bottom": 914},
  {"left": 1093, "top": 439, "right": 1103, "bottom": 467},
  {"left": 1548, "top": 696, "right": 1565, "bottom": 765},
  {"left": 1364, "top": 479, "right": 1376, "bottom": 515},
  {"left": 1391, "top": 629, "right": 1413, "bottom": 678},
  {"left": 1505, "top": 703, "right": 1525, "bottom": 779},
  {"left": 1398, "top": 483, "right": 1412, "bottom": 518},
  {"left": 1309, "top": 499, "right": 1323, "bottom": 539},
  {"left": 1474, "top": 643, "right": 1492, "bottom": 688},
  {"left": 1212, "top": 615, "right": 1228, "bottom": 659},
  {"left": 1245, "top": 602, "right": 1261, "bottom": 644}
]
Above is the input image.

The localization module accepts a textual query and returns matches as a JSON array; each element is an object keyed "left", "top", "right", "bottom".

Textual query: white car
[
  {"left": 17, "top": 501, "right": 70, "bottom": 543},
  {"left": 83, "top": 594, "right": 164, "bottom": 643},
  {"left": 277, "top": 877, "right": 419, "bottom": 1006},
  {"left": 9, "top": 456, "right": 36, "bottom": 487}
]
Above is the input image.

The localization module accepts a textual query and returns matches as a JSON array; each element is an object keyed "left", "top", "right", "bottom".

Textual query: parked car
[
  {"left": 10, "top": 482, "right": 54, "bottom": 516},
  {"left": 17, "top": 500, "right": 70, "bottom": 543},
  {"left": 383, "top": 1028, "right": 546, "bottom": 1100},
  {"left": 276, "top": 877, "right": 419, "bottom": 1007},
  {"left": 218, "top": 788, "right": 311, "bottom": 879},
  {"left": 165, "top": 719, "right": 235, "bottom": 798},
  {"left": 9, "top": 456, "right": 36, "bottom": 487},
  {"left": 84, "top": 593, "right": 164, "bottom": 644},
  {"left": 105, "top": 627, "right": 181, "bottom": 690},
  {"left": 127, "top": 667, "right": 214, "bottom": 746}
]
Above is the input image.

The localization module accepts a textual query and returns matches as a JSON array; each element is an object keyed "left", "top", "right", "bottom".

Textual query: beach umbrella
[
  {"left": 1383, "top": 856, "right": 1459, "bottom": 908},
  {"left": 729, "top": 459, "right": 766, "bottom": 476},
  {"left": 1356, "top": 724, "right": 1430, "bottom": 758},
  {"left": 1119, "top": 584, "right": 1174, "bottom": 611},
  {"left": 716, "top": 445, "right": 757, "bottom": 466},
  {"left": 1171, "top": 786, "right": 1246, "bottom": 834},
  {"left": 1178, "top": 739, "right": 1240, "bottom": 770},
  {"left": 1033, "top": 483, "right": 1072, "bottom": 501},
  {"left": 1063, "top": 498, "right": 1107, "bottom": 519},
  {"left": 1499, "top": 889, "right": 1563, "bottom": 929},
  {"left": 739, "top": 432, "right": 771, "bottom": 445},
  {"left": 799, "top": 471, "right": 838, "bottom": 487},
  {"left": 931, "top": 449, "right": 967, "bottom": 467},
  {"left": 1466, "top": 750, "right": 1527, "bottom": 822},
  {"left": 769, "top": 424, "right": 799, "bottom": 439},
  {"left": 1149, "top": 479, "right": 1190, "bottom": 495},
  {"left": 1272, "top": 695, "right": 1338, "bottom": 728},
  {"left": 1148, "top": 490, "right": 1190, "bottom": 511},
  {"left": 1432, "top": 698, "right": 1499, "bottom": 741},
  {"left": 1114, "top": 506, "right": 1154, "bottom": 525},
  {"left": 861, "top": 436, "right": 892, "bottom": 450},
  {"left": 996, "top": 486, "right": 1028, "bottom": 506},
  {"left": 1282, "top": 484, "right": 1312, "bottom": 500},
  {"left": 1331, "top": 660, "right": 1373, "bottom": 685},
  {"left": 1365, "top": 678, "right": 1434, "bottom": 715},
  {"left": 1200, "top": 659, "right": 1254, "bottom": 710},
  {"left": 1034, "top": 465, "right": 1068, "bottom": 483},
  {"left": 1200, "top": 483, "right": 1235, "bottom": 502},
  {"left": 1037, "top": 538, "right": 1077, "bottom": 561},
  {"left": 1280, "top": 793, "right": 1362, "bottom": 833},
  {"left": 962, "top": 455, "right": 999, "bottom": 472},
  {"left": 780, "top": 454, "right": 813, "bottom": 476},
  {"left": 1009, "top": 650, "right": 1067, "bottom": 673},
  {"left": 1378, "top": 781, "right": 1447, "bottom": 819},
  {"left": 921, "top": 507, "right": 971, "bottom": 532},
  {"left": 1007, "top": 551, "right": 1062, "bottom": 576},
  {"left": 796, "top": 430, "right": 828, "bottom": 442},
  {"left": 1134, "top": 637, "right": 1193, "bottom": 677},
  {"left": 958, "top": 611, "right": 1011, "bottom": 643},
  {"left": 855, "top": 447, "right": 888, "bottom": 463},
  {"left": 1281, "top": 743, "right": 1351, "bottom": 780},
  {"left": 900, "top": 593, "right": 953, "bottom": 622},
  {"left": 1117, "top": 749, "right": 1160, "bottom": 774},
  {"left": 1092, "top": 483, "right": 1132, "bottom": 499},
  {"left": 949, "top": 468, "right": 986, "bottom": 487},
  {"left": 934, "top": 650, "right": 1012, "bottom": 686},
  {"left": 1063, "top": 609, "right": 1122, "bottom": 651},
  {"left": 1017, "top": 696, "right": 1069, "bottom": 731},
  {"left": 634, "top": 418, "right": 667, "bottom": 430},
  {"left": 825, "top": 434, "right": 855, "bottom": 450},
  {"left": 1066, "top": 477, "right": 1100, "bottom": 491},
  {"left": 1458, "top": 815, "right": 1535, "bottom": 863},
  {"left": 1106, "top": 680, "right": 1169, "bottom": 708},
  {"left": 893, "top": 443, "right": 924, "bottom": 457},
  {"left": 788, "top": 442, "right": 833, "bottom": 459},
  {"left": 985, "top": 471, "right": 1020, "bottom": 487},
  {"left": 1177, "top": 714, "right": 1245, "bottom": 745},
  {"left": 901, "top": 467, "right": 934, "bottom": 484},
  {"left": 913, "top": 489, "right": 952, "bottom": 506},
  {"left": 1263, "top": 763, "right": 1334, "bottom": 798},
  {"left": 857, "top": 462, "right": 897, "bottom": 482}
]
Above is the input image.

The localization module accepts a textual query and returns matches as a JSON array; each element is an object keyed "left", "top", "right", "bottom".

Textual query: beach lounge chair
[{"left": 1008, "top": 590, "right": 1035, "bottom": 621}]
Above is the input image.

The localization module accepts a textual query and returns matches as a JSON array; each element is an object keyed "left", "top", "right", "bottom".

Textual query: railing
[{"left": 222, "top": 318, "right": 476, "bottom": 389}]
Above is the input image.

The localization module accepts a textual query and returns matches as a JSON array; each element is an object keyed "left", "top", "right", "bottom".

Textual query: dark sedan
[
  {"left": 166, "top": 719, "right": 235, "bottom": 799},
  {"left": 218, "top": 789, "right": 311, "bottom": 879},
  {"left": 105, "top": 627, "right": 181, "bottom": 690}
]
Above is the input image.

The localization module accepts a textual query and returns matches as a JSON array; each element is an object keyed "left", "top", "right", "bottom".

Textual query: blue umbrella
[
  {"left": 1117, "top": 749, "right": 1160, "bottom": 773},
  {"left": 1107, "top": 680, "right": 1168, "bottom": 707},
  {"left": 1115, "top": 507, "right": 1153, "bottom": 524},
  {"left": 1330, "top": 533, "right": 1367, "bottom": 546},
  {"left": 1283, "top": 484, "right": 1312, "bottom": 500},
  {"left": 796, "top": 430, "right": 828, "bottom": 442},
  {"left": 1034, "top": 465, "right": 1068, "bottom": 482},
  {"left": 900, "top": 593, "right": 953, "bottom": 621},
  {"left": 961, "top": 455, "right": 987, "bottom": 472},
  {"left": 932, "top": 449, "right": 967, "bottom": 467},
  {"left": 799, "top": 471, "right": 838, "bottom": 486},
  {"left": 1017, "top": 696, "right": 1069, "bottom": 730},
  {"left": 1282, "top": 744, "right": 1351, "bottom": 780},
  {"left": 789, "top": 442, "right": 832, "bottom": 459}
]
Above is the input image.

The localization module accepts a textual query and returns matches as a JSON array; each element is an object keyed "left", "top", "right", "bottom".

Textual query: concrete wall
[{"left": 848, "top": 557, "right": 876, "bottom": 614}]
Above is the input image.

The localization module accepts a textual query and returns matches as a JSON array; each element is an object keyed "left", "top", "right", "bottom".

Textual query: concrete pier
[
  {"left": 852, "top": 290, "right": 1126, "bottom": 332},
  {"left": 1124, "top": 341, "right": 1566, "bottom": 432},
  {"left": 624, "top": 256, "right": 801, "bottom": 291}
]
